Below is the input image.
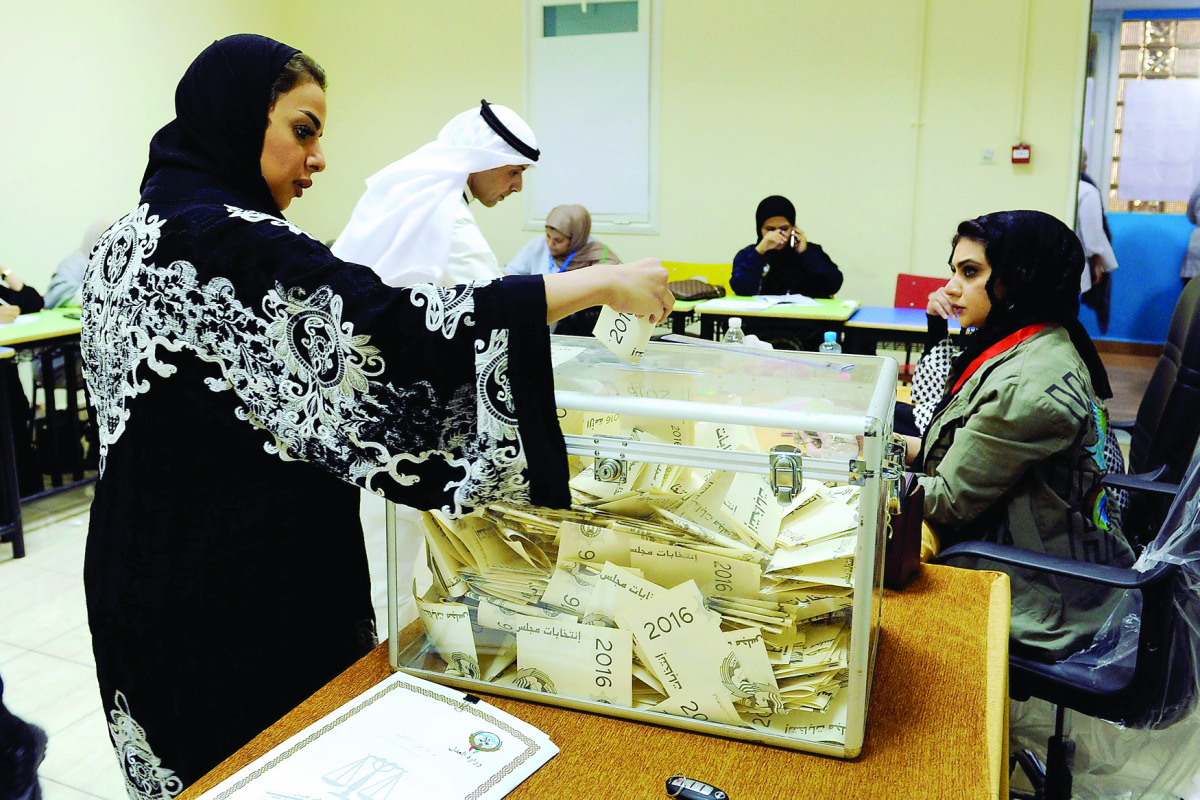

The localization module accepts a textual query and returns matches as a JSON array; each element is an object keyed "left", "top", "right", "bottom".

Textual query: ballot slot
[{"left": 389, "top": 337, "right": 897, "bottom": 758}]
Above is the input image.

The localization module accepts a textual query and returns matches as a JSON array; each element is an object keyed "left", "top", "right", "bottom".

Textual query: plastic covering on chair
[
  {"left": 1010, "top": 456, "right": 1200, "bottom": 799},
  {"left": 1054, "top": 456, "right": 1200, "bottom": 798}
]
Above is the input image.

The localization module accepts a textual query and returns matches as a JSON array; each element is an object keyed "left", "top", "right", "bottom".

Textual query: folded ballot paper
[
  {"left": 592, "top": 304, "right": 655, "bottom": 363},
  {"left": 197, "top": 671, "right": 557, "bottom": 800}
]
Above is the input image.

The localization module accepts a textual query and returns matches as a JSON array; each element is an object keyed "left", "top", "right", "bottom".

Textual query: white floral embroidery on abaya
[
  {"left": 107, "top": 691, "right": 183, "bottom": 800},
  {"left": 80, "top": 204, "right": 531, "bottom": 516},
  {"left": 224, "top": 204, "right": 313, "bottom": 238}
]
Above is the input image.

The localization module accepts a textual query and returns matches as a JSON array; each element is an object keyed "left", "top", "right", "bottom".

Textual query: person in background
[
  {"left": 0, "top": 672, "right": 46, "bottom": 800},
  {"left": 45, "top": 217, "right": 119, "bottom": 309},
  {"left": 1076, "top": 149, "right": 1118, "bottom": 333},
  {"left": 81, "top": 35, "right": 670, "bottom": 793},
  {"left": 728, "top": 195, "right": 843, "bottom": 349},
  {"left": 1182, "top": 179, "right": 1200, "bottom": 286},
  {"left": 906, "top": 210, "right": 1133, "bottom": 661},
  {"left": 0, "top": 265, "right": 44, "bottom": 321},
  {"left": 730, "top": 195, "right": 842, "bottom": 298},
  {"left": 505, "top": 204, "right": 621, "bottom": 335},
  {"left": 44, "top": 218, "right": 116, "bottom": 471},
  {"left": 333, "top": 101, "right": 538, "bottom": 287},
  {"left": 0, "top": 263, "right": 45, "bottom": 496}
]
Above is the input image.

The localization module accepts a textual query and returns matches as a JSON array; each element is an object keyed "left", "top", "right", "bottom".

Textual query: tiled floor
[
  {"left": 0, "top": 350, "right": 1190, "bottom": 799},
  {"left": 1, "top": 486, "right": 125, "bottom": 800},
  {"left": 0, "top": 486, "right": 398, "bottom": 800}
]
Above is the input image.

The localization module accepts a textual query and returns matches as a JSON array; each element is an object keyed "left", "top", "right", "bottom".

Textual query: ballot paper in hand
[
  {"left": 197, "top": 671, "right": 557, "bottom": 800},
  {"left": 592, "top": 305, "right": 655, "bottom": 363}
]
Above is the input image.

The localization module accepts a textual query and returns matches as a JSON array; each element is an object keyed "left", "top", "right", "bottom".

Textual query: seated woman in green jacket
[{"left": 909, "top": 210, "right": 1134, "bottom": 662}]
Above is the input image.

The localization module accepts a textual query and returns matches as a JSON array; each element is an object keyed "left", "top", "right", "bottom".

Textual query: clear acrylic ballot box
[{"left": 388, "top": 336, "right": 901, "bottom": 757}]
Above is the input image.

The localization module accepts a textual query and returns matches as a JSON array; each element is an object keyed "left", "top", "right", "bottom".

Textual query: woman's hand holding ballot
[{"left": 544, "top": 256, "right": 674, "bottom": 326}]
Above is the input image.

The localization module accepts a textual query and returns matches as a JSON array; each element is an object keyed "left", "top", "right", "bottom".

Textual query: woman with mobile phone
[{"left": 729, "top": 195, "right": 842, "bottom": 299}]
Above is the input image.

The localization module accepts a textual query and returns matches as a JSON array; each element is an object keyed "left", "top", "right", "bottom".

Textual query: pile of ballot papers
[{"left": 414, "top": 422, "right": 861, "bottom": 747}]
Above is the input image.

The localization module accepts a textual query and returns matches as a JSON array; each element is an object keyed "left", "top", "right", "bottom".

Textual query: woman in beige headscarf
[
  {"left": 506, "top": 205, "right": 620, "bottom": 275},
  {"left": 505, "top": 204, "right": 621, "bottom": 334},
  {"left": 545, "top": 204, "right": 619, "bottom": 273}
]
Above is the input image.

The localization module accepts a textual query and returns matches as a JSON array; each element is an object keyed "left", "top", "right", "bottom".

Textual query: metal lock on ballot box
[{"left": 388, "top": 336, "right": 899, "bottom": 758}]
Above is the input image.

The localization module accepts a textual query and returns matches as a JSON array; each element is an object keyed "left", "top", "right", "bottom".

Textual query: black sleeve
[
  {"left": 89, "top": 207, "right": 570, "bottom": 515},
  {"left": 730, "top": 245, "right": 766, "bottom": 296},
  {"left": 925, "top": 313, "right": 948, "bottom": 349},
  {"left": 500, "top": 275, "right": 570, "bottom": 508},
  {"left": 0, "top": 284, "right": 44, "bottom": 313},
  {"left": 795, "top": 243, "right": 843, "bottom": 298}
]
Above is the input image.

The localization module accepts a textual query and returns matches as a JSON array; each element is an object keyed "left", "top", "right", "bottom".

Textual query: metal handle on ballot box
[
  {"left": 882, "top": 435, "right": 907, "bottom": 515},
  {"left": 768, "top": 445, "right": 802, "bottom": 503}
]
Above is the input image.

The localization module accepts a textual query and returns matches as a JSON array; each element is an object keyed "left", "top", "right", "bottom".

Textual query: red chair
[
  {"left": 893, "top": 274, "right": 948, "bottom": 380},
  {"left": 894, "top": 273, "right": 947, "bottom": 309}
]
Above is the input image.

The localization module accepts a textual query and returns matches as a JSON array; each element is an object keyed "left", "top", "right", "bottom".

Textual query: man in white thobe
[
  {"left": 332, "top": 100, "right": 539, "bottom": 287},
  {"left": 332, "top": 101, "right": 540, "bottom": 630}
]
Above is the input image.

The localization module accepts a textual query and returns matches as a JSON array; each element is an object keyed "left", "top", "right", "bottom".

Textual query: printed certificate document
[{"left": 198, "top": 672, "right": 558, "bottom": 800}]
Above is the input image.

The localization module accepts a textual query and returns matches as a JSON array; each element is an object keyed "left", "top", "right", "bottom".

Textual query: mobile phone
[{"left": 788, "top": 232, "right": 797, "bottom": 248}]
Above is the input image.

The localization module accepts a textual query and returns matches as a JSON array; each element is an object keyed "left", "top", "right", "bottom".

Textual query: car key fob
[{"left": 666, "top": 773, "right": 729, "bottom": 800}]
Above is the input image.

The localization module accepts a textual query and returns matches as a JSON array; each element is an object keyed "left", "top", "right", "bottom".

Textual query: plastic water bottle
[
  {"left": 722, "top": 317, "right": 745, "bottom": 344},
  {"left": 818, "top": 331, "right": 842, "bottom": 354}
]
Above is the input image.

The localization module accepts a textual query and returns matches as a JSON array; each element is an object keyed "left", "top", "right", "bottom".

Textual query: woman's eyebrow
[{"left": 300, "top": 110, "right": 322, "bottom": 131}]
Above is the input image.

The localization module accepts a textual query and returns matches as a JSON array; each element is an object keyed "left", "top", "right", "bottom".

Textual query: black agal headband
[{"left": 480, "top": 99, "right": 540, "bottom": 162}]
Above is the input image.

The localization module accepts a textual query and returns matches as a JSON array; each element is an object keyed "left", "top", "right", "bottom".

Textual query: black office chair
[
  {"left": 1107, "top": 277, "right": 1200, "bottom": 546},
  {"left": 934, "top": 449, "right": 1200, "bottom": 800}
]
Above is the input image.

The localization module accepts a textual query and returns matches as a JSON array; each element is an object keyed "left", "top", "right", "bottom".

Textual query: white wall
[
  {"left": 1, "top": 2, "right": 280, "bottom": 287},
  {"left": 4, "top": 0, "right": 1090, "bottom": 308}
]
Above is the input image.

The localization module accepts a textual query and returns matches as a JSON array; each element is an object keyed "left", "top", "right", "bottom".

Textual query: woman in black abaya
[{"left": 82, "top": 34, "right": 671, "bottom": 796}]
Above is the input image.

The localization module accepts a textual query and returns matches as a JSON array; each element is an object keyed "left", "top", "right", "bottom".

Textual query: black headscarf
[
  {"left": 755, "top": 195, "right": 795, "bottom": 238},
  {"left": 140, "top": 34, "right": 300, "bottom": 215},
  {"left": 754, "top": 194, "right": 804, "bottom": 273},
  {"left": 947, "top": 210, "right": 1112, "bottom": 399}
]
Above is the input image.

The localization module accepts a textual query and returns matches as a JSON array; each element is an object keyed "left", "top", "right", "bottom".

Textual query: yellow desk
[
  {"left": 180, "top": 564, "right": 1010, "bottom": 800},
  {"left": 0, "top": 308, "right": 82, "bottom": 347},
  {"left": 694, "top": 297, "right": 861, "bottom": 344}
]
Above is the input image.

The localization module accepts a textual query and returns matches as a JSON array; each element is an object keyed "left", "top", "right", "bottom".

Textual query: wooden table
[
  {"left": 182, "top": 564, "right": 1010, "bottom": 800},
  {"left": 693, "top": 297, "right": 861, "bottom": 345},
  {"left": 0, "top": 308, "right": 90, "bottom": 496},
  {"left": 842, "top": 306, "right": 960, "bottom": 357}
]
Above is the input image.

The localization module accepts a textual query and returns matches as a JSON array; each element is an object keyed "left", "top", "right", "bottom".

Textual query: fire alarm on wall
[{"left": 1012, "top": 143, "right": 1032, "bottom": 164}]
